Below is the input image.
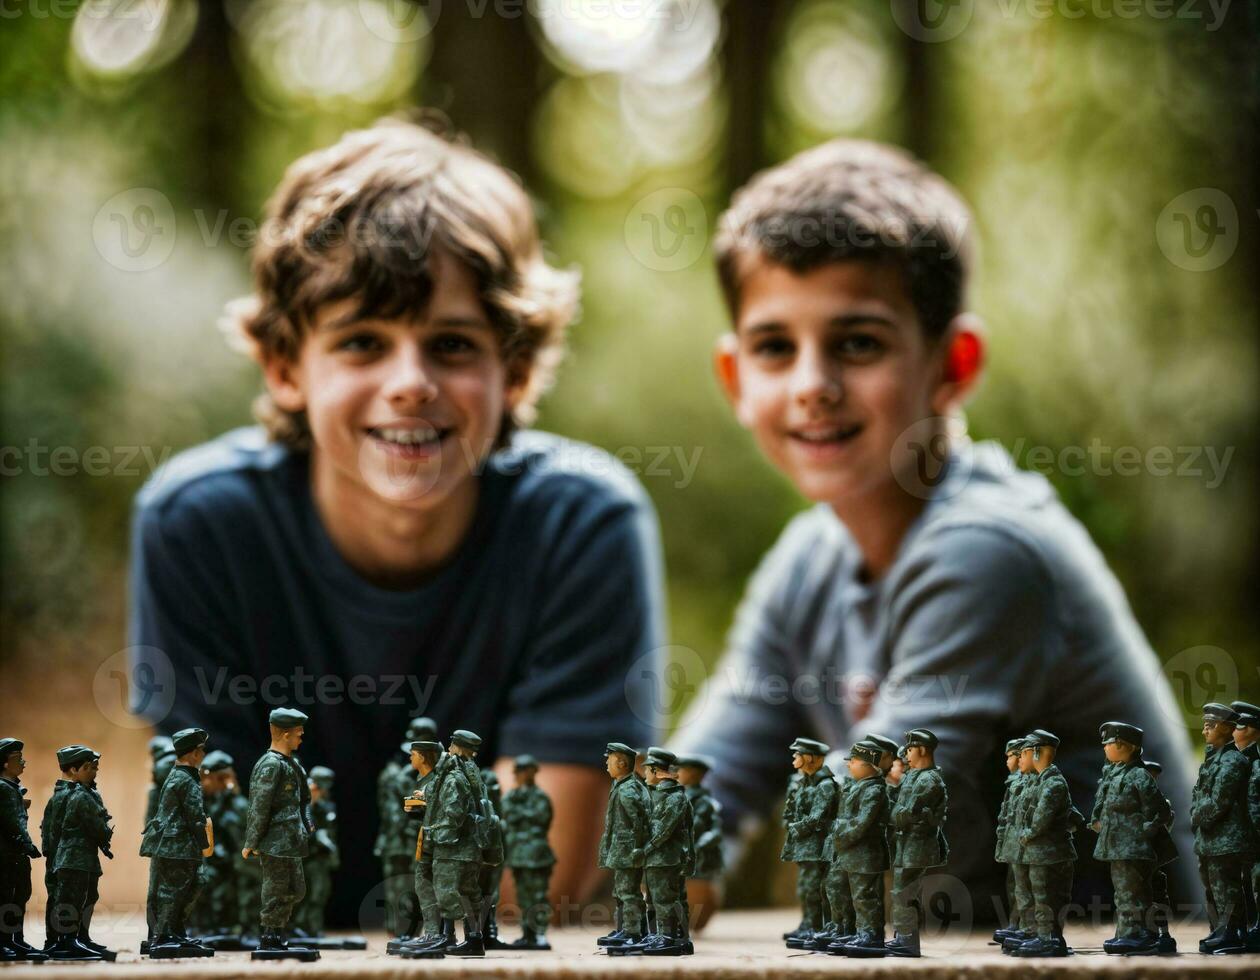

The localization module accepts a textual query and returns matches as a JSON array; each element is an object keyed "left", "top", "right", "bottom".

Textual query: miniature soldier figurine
[
  {"left": 426, "top": 730, "right": 486, "bottom": 956},
  {"left": 888, "top": 729, "right": 947, "bottom": 958},
  {"left": 597, "top": 742, "right": 651, "bottom": 949},
  {"left": 1010, "top": 729, "right": 1081, "bottom": 959},
  {"left": 379, "top": 716, "right": 436, "bottom": 938},
  {"left": 779, "top": 737, "right": 837, "bottom": 949},
  {"left": 828, "top": 741, "right": 892, "bottom": 957},
  {"left": 1141, "top": 760, "right": 1179, "bottom": 953},
  {"left": 295, "top": 767, "right": 339, "bottom": 937},
  {"left": 1001, "top": 740, "right": 1039, "bottom": 952},
  {"left": 676, "top": 755, "right": 723, "bottom": 932},
  {"left": 476, "top": 763, "right": 509, "bottom": 950},
  {"left": 242, "top": 708, "right": 318, "bottom": 961},
  {"left": 1191, "top": 702, "right": 1254, "bottom": 955},
  {"left": 0, "top": 738, "right": 46, "bottom": 962},
  {"left": 145, "top": 736, "right": 175, "bottom": 826},
  {"left": 141, "top": 727, "right": 214, "bottom": 958},
  {"left": 39, "top": 755, "right": 73, "bottom": 952},
  {"left": 610, "top": 747, "right": 694, "bottom": 956},
  {"left": 195, "top": 751, "right": 244, "bottom": 947},
  {"left": 1230, "top": 700, "right": 1260, "bottom": 952},
  {"left": 812, "top": 748, "right": 853, "bottom": 951},
  {"left": 502, "top": 755, "right": 556, "bottom": 950},
  {"left": 396, "top": 741, "right": 448, "bottom": 959},
  {"left": 224, "top": 761, "right": 261, "bottom": 945},
  {"left": 1092, "top": 722, "right": 1166, "bottom": 955},
  {"left": 992, "top": 738, "right": 1026, "bottom": 945},
  {"left": 47, "top": 745, "right": 115, "bottom": 961}
]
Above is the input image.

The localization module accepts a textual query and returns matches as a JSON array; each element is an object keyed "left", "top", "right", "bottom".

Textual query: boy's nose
[
  {"left": 382, "top": 348, "right": 439, "bottom": 405},
  {"left": 791, "top": 346, "right": 843, "bottom": 407}
]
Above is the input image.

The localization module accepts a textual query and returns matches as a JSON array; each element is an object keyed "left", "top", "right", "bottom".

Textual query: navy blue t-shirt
[{"left": 127, "top": 426, "right": 665, "bottom": 925}]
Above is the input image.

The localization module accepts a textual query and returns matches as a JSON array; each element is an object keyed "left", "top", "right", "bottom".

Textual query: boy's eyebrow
[
  {"left": 829, "top": 312, "right": 898, "bottom": 329},
  {"left": 319, "top": 312, "right": 493, "bottom": 331}
]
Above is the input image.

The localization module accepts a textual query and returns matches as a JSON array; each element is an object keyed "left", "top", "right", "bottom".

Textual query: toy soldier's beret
[
  {"left": 1144, "top": 759, "right": 1163, "bottom": 775},
  {"left": 201, "top": 750, "right": 234, "bottom": 772},
  {"left": 1099, "top": 721, "right": 1143, "bottom": 746},
  {"left": 410, "top": 740, "right": 443, "bottom": 755},
  {"left": 863, "top": 733, "right": 898, "bottom": 756},
  {"left": 309, "top": 766, "right": 335, "bottom": 788},
  {"left": 450, "top": 729, "right": 481, "bottom": 750},
  {"left": 1203, "top": 702, "right": 1239, "bottom": 724},
  {"left": 850, "top": 741, "right": 883, "bottom": 767},
  {"left": 604, "top": 742, "right": 636, "bottom": 759},
  {"left": 269, "top": 708, "right": 308, "bottom": 729},
  {"left": 789, "top": 737, "right": 829, "bottom": 756},
  {"left": 1230, "top": 701, "right": 1260, "bottom": 728},
  {"left": 148, "top": 735, "right": 174, "bottom": 758},
  {"left": 57, "top": 745, "right": 99, "bottom": 768},
  {"left": 0, "top": 738, "right": 22, "bottom": 760},
  {"left": 1004, "top": 738, "right": 1025, "bottom": 755},
  {"left": 172, "top": 728, "right": 209, "bottom": 756},
  {"left": 675, "top": 754, "right": 713, "bottom": 771},
  {"left": 904, "top": 729, "right": 939, "bottom": 750},
  {"left": 401, "top": 716, "right": 438, "bottom": 752},
  {"left": 513, "top": 754, "right": 539, "bottom": 770},
  {"left": 644, "top": 747, "right": 678, "bottom": 769}
]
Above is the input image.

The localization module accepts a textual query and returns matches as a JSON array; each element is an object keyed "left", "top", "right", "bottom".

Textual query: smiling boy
[
  {"left": 128, "top": 119, "right": 666, "bottom": 925},
  {"left": 673, "top": 139, "right": 1198, "bottom": 915}
]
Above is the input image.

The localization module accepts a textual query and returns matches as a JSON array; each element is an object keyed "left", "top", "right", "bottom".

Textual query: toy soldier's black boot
[
  {"left": 252, "top": 929, "right": 319, "bottom": 961},
  {"left": 1001, "top": 929, "right": 1034, "bottom": 952},
  {"left": 511, "top": 926, "right": 552, "bottom": 950},
  {"left": 76, "top": 928, "right": 118, "bottom": 961},
  {"left": 446, "top": 918, "right": 485, "bottom": 957},
  {"left": 1246, "top": 919, "right": 1260, "bottom": 953},
  {"left": 1104, "top": 930, "right": 1158, "bottom": 955},
  {"left": 1206, "top": 926, "right": 1247, "bottom": 955},
  {"left": 992, "top": 923, "right": 1025, "bottom": 943},
  {"left": 4, "top": 933, "right": 49, "bottom": 962},
  {"left": 48, "top": 934, "right": 102, "bottom": 961},
  {"left": 883, "top": 931, "right": 921, "bottom": 958},
  {"left": 807, "top": 923, "right": 838, "bottom": 950},
  {"left": 482, "top": 904, "right": 512, "bottom": 950},
  {"left": 399, "top": 919, "right": 452, "bottom": 959},
  {"left": 783, "top": 919, "right": 808, "bottom": 941},
  {"left": 835, "top": 929, "right": 887, "bottom": 957},
  {"left": 1011, "top": 931, "right": 1070, "bottom": 958},
  {"left": 639, "top": 928, "right": 685, "bottom": 956}
]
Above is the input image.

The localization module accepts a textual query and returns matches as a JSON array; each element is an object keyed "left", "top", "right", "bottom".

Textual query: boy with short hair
[
  {"left": 674, "top": 138, "right": 1198, "bottom": 912},
  {"left": 128, "top": 118, "right": 666, "bottom": 922}
]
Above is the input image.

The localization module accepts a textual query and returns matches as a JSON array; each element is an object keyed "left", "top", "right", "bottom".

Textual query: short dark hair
[{"left": 715, "top": 139, "right": 973, "bottom": 341}]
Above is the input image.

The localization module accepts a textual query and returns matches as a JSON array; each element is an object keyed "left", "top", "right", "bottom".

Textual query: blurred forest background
[{"left": 1, "top": 0, "right": 1258, "bottom": 911}]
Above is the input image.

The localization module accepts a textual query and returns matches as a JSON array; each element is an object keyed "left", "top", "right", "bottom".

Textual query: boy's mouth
[
  {"left": 786, "top": 422, "right": 864, "bottom": 449},
  {"left": 366, "top": 425, "right": 453, "bottom": 459}
]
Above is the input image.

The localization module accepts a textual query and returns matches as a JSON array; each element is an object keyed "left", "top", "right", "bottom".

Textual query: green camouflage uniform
[
  {"left": 1092, "top": 760, "right": 1165, "bottom": 938},
  {"left": 227, "top": 791, "right": 260, "bottom": 934},
  {"left": 598, "top": 772, "right": 652, "bottom": 936},
  {"left": 0, "top": 773, "right": 38, "bottom": 948},
  {"left": 1242, "top": 742, "right": 1260, "bottom": 927},
  {"left": 145, "top": 752, "right": 176, "bottom": 827},
  {"left": 428, "top": 755, "right": 481, "bottom": 923},
  {"left": 780, "top": 766, "right": 838, "bottom": 933},
  {"left": 295, "top": 788, "right": 338, "bottom": 935},
  {"left": 39, "top": 780, "right": 71, "bottom": 940},
  {"left": 643, "top": 777, "right": 693, "bottom": 937},
  {"left": 503, "top": 783, "right": 555, "bottom": 936},
  {"left": 194, "top": 789, "right": 238, "bottom": 933},
  {"left": 890, "top": 766, "right": 948, "bottom": 939},
  {"left": 49, "top": 783, "right": 112, "bottom": 938},
  {"left": 141, "top": 764, "right": 210, "bottom": 939},
  {"left": 685, "top": 783, "right": 723, "bottom": 880},
  {"left": 994, "top": 771, "right": 1022, "bottom": 928},
  {"left": 473, "top": 765, "right": 505, "bottom": 930},
  {"left": 831, "top": 774, "right": 890, "bottom": 938},
  {"left": 999, "top": 773, "right": 1033, "bottom": 932},
  {"left": 378, "top": 758, "right": 414, "bottom": 935},
  {"left": 821, "top": 776, "right": 854, "bottom": 938},
  {"left": 409, "top": 768, "right": 440, "bottom": 938},
  {"left": 243, "top": 751, "right": 312, "bottom": 932},
  {"left": 1191, "top": 742, "right": 1255, "bottom": 931},
  {"left": 1015, "top": 765, "right": 1078, "bottom": 941}
]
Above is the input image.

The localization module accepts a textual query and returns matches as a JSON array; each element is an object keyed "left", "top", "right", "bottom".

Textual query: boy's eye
[
  {"left": 836, "top": 334, "right": 884, "bottom": 358},
  {"left": 336, "top": 332, "right": 383, "bottom": 353},
  {"left": 430, "top": 333, "right": 479, "bottom": 356},
  {"left": 751, "top": 337, "right": 794, "bottom": 357}
]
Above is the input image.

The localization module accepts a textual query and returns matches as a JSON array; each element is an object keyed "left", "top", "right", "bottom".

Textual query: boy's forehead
[{"left": 733, "top": 254, "right": 916, "bottom": 332}]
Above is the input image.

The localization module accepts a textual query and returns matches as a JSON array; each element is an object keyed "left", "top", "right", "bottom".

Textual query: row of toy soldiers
[
  {"left": 0, "top": 739, "right": 117, "bottom": 962},
  {"left": 779, "top": 730, "right": 946, "bottom": 959},
  {"left": 382, "top": 726, "right": 557, "bottom": 959},
  {"left": 598, "top": 745, "right": 725, "bottom": 957}
]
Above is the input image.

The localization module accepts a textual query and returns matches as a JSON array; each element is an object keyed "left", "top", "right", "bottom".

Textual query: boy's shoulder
[{"left": 489, "top": 430, "right": 653, "bottom": 517}]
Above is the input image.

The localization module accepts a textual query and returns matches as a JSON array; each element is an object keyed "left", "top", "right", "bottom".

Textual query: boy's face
[
  {"left": 266, "top": 249, "right": 521, "bottom": 511},
  {"left": 717, "top": 257, "right": 977, "bottom": 506}
]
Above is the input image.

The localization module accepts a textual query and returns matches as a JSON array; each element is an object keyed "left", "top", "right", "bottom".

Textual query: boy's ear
[
  {"left": 930, "top": 313, "right": 986, "bottom": 416},
  {"left": 714, "top": 333, "right": 751, "bottom": 427},
  {"left": 503, "top": 354, "right": 532, "bottom": 409},
  {"left": 261, "top": 352, "right": 307, "bottom": 413}
]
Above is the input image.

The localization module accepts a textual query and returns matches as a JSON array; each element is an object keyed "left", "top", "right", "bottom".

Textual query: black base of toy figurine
[
  {"left": 298, "top": 934, "right": 368, "bottom": 950},
  {"left": 149, "top": 944, "right": 215, "bottom": 959},
  {"left": 251, "top": 947, "right": 321, "bottom": 961},
  {"left": 200, "top": 934, "right": 259, "bottom": 951}
]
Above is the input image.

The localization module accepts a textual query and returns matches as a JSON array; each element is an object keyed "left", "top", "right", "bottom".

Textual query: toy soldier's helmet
[
  {"left": 410, "top": 740, "right": 442, "bottom": 755},
  {"left": 789, "top": 737, "right": 830, "bottom": 756},
  {"left": 903, "top": 729, "right": 939, "bottom": 750},
  {"left": 56, "top": 745, "right": 99, "bottom": 768},
  {"left": 513, "top": 754, "right": 539, "bottom": 771},
  {"left": 863, "top": 733, "right": 898, "bottom": 756},
  {"left": 309, "top": 766, "right": 335, "bottom": 789},
  {"left": 1098, "top": 721, "right": 1143, "bottom": 746},
  {"left": 1203, "top": 702, "right": 1239, "bottom": 725},
  {"left": 148, "top": 735, "right": 174, "bottom": 758},
  {"left": 269, "top": 707, "right": 308, "bottom": 729},
  {"left": 0, "top": 737, "right": 22, "bottom": 760},
  {"left": 644, "top": 747, "right": 678, "bottom": 770},
  {"left": 201, "top": 750, "right": 234, "bottom": 773},
  {"left": 850, "top": 741, "right": 883, "bottom": 768},
  {"left": 172, "top": 728, "right": 209, "bottom": 756},
  {"left": 1024, "top": 729, "right": 1059, "bottom": 748},
  {"left": 604, "top": 742, "right": 636, "bottom": 764},
  {"left": 401, "top": 716, "right": 438, "bottom": 752},
  {"left": 675, "top": 754, "right": 713, "bottom": 771},
  {"left": 1144, "top": 760, "right": 1163, "bottom": 775},
  {"left": 1230, "top": 701, "right": 1260, "bottom": 728},
  {"left": 1004, "top": 738, "right": 1025, "bottom": 756},
  {"left": 450, "top": 730, "right": 482, "bottom": 752}
]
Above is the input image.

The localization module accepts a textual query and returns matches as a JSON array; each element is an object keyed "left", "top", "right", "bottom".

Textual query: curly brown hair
[
  {"left": 221, "top": 116, "right": 579, "bottom": 450},
  {"left": 714, "top": 139, "right": 974, "bottom": 340}
]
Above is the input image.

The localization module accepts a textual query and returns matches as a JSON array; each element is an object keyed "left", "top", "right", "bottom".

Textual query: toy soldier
[
  {"left": 194, "top": 750, "right": 244, "bottom": 947},
  {"left": 888, "top": 729, "right": 947, "bottom": 958},
  {"left": 779, "top": 737, "right": 837, "bottom": 949},
  {"left": 145, "top": 736, "right": 175, "bottom": 826},
  {"left": 1009, "top": 729, "right": 1082, "bottom": 959},
  {"left": 828, "top": 741, "right": 892, "bottom": 957},
  {"left": 141, "top": 727, "right": 214, "bottom": 958},
  {"left": 1091, "top": 722, "right": 1166, "bottom": 955},
  {"left": 813, "top": 748, "right": 853, "bottom": 951},
  {"left": 242, "top": 708, "right": 318, "bottom": 961},
  {"left": 1230, "top": 700, "right": 1260, "bottom": 952},
  {"left": 477, "top": 763, "right": 509, "bottom": 949},
  {"left": 426, "top": 730, "right": 486, "bottom": 956},
  {"left": 1000, "top": 740, "right": 1039, "bottom": 952},
  {"left": 396, "top": 740, "right": 447, "bottom": 958},
  {"left": 676, "top": 755, "right": 723, "bottom": 937},
  {"left": 295, "top": 766, "right": 339, "bottom": 938},
  {"left": 0, "top": 738, "right": 46, "bottom": 962},
  {"left": 378, "top": 716, "right": 436, "bottom": 938},
  {"left": 1142, "top": 760, "right": 1178, "bottom": 953},
  {"left": 502, "top": 755, "right": 556, "bottom": 950},
  {"left": 596, "top": 742, "right": 651, "bottom": 949},
  {"left": 992, "top": 738, "right": 1029, "bottom": 946},
  {"left": 1192, "top": 702, "right": 1254, "bottom": 955},
  {"left": 39, "top": 755, "right": 73, "bottom": 953},
  {"left": 610, "top": 747, "right": 693, "bottom": 956},
  {"left": 223, "top": 761, "right": 261, "bottom": 945},
  {"left": 47, "top": 745, "right": 115, "bottom": 961}
]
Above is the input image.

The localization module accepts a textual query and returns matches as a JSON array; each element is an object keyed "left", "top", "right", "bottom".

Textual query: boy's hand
[{"left": 685, "top": 878, "right": 723, "bottom": 932}]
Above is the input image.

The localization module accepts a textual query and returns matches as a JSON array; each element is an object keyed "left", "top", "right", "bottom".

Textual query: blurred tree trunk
[
  {"left": 722, "top": 0, "right": 790, "bottom": 192},
  {"left": 894, "top": 0, "right": 936, "bottom": 160},
  {"left": 180, "top": 2, "right": 249, "bottom": 213}
]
